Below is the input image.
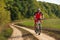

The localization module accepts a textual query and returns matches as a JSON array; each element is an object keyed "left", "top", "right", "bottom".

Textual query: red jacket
[{"left": 34, "top": 12, "right": 43, "bottom": 22}]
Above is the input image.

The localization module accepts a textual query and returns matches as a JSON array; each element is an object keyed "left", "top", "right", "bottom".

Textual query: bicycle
[{"left": 35, "top": 19, "right": 42, "bottom": 35}]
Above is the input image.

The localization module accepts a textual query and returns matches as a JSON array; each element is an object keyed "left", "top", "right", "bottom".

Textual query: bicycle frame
[{"left": 35, "top": 20, "right": 41, "bottom": 35}]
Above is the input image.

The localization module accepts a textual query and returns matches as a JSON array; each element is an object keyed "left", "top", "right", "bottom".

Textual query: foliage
[
  {"left": 0, "top": 0, "right": 12, "bottom": 40},
  {"left": 5, "top": 0, "right": 40, "bottom": 21},
  {"left": 0, "top": 0, "right": 10, "bottom": 27},
  {"left": 38, "top": 1, "right": 60, "bottom": 18},
  {"left": 5, "top": 0, "right": 60, "bottom": 20},
  {"left": 0, "top": 26, "right": 12, "bottom": 40}
]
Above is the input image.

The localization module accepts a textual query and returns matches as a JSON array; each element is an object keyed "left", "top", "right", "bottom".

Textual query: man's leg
[
  {"left": 38, "top": 23, "right": 42, "bottom": 35},
  {"left": 34, "top": 21, "right": 38, "bottom": 34}
]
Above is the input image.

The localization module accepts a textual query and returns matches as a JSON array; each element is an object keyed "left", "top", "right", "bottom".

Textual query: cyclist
[{"left": 34, "top": 8, "right": 44, "bottom": 35}]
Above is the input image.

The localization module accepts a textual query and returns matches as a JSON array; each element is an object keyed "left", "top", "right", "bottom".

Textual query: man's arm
[
  {"left": 42, "top": 14, "right": 44, "bottom": 19},
  {"left": 40, "top": 12, "right": 44, "bottom": 23},
  {"left": 40, "top": 12, "right": 44, "bottom": 19}
]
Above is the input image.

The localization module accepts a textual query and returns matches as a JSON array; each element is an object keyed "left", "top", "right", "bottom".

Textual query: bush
[{"left": 0, "top": 27, "right": 13, "bottom": 40}]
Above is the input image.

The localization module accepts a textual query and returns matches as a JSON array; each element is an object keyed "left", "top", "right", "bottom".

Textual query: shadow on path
[{"left": 9, "top": 33, "right": 32, "bottom": 39}]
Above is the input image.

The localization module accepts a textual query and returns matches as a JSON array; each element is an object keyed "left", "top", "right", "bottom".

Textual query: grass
[
  {"left": 42, "top": 19, "right": 60, "bottom": 30},
  {"left": 16, "top": 19, "right": 60, "bottom": 31},
  {"left": 42, "top": 30, "right": 60, "bottom": 40},
  {"left": 0, "top": 25, "right": 13, "bottom": 40}
]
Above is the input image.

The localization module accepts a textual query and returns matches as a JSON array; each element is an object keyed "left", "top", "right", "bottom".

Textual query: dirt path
[
  {"left": 14, "top": 24, "right": 56, "bottom": 40},
  {"left": 8, "top": 25, "right": 23, "bottom": 40}
]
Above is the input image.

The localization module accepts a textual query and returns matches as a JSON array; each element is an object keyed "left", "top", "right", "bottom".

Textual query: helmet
[{"left": 37, "top": 8, "right": 41, "bottom": 11}]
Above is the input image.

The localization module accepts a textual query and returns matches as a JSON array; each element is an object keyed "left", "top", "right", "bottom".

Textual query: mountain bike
[{"left": 35, "top": 19, "right": 42, "bottom": 35}]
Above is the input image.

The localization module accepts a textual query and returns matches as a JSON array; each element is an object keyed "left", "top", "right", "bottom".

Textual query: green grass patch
[
  {"left": 0, "top": 26, "right": 13, "bottom": 40},
  {"left": 42, "top": 30, "right": 60, "bottom": 40},
  {"left": 42, "top": 19, "right": 60, "bottom": 30},
  {"left": 17, "top": 19, "right": 60, "bottom": 31}
]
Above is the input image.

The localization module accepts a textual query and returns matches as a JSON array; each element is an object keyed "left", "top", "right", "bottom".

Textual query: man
[{"left": 34, "top": 8, "right": 44, "bottom": 35}]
